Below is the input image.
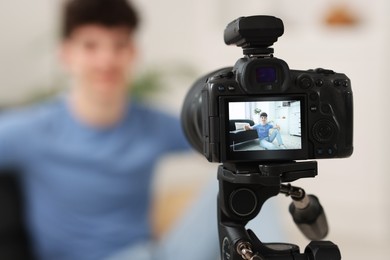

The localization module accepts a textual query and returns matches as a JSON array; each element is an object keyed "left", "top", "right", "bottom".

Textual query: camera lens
[
  {"left": 181, "top": 75, "right": 208, "bottom": 154},
  {"left": 312, "top": 120, "right": 337, "bottom": 143},
  {"left": 181, "top": 69, "right": 228, "bottom": 154}
]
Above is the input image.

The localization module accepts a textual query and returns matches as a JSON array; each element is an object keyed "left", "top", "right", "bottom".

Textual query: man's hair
[
  {"left": 61, "top": 0, "right": 139, "bottom": 39},
  {"left": 260, "top": 112, "right": 268, "bottom": 118}
]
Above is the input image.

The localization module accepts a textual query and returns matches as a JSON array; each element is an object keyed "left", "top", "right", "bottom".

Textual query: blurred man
[{"left": 0, "top": 0, "right": 221, "bottom": 259}]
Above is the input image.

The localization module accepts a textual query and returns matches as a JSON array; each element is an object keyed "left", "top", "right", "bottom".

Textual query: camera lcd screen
[
  {"left": 255, "top": 67, "right": 277, "bottom": 83},
  {"left": 228, "top": 100, "right": 302, "bottom": 152}
]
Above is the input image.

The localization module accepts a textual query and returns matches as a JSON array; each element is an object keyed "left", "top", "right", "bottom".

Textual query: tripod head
[{"left": 218, "top": 161, "right": 341, "bottom": 260}]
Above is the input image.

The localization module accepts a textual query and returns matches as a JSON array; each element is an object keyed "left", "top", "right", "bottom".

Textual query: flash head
[{"left": 224, "top": 16, "right": 284, "bottom": 55}]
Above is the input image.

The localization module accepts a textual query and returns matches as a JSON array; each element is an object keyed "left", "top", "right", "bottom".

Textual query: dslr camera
[{"left": 182, "top": 16, "right": 353, "bottom": 163}]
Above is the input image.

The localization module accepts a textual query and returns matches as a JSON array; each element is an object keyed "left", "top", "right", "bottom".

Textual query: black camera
[{"left": 182, "top": 16, "right": 353, "bottom": 163}]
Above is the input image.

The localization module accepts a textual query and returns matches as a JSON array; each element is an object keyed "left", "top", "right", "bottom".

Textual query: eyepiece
[{"left": 180, "top": 74, "right": 206, "bottom": 154}]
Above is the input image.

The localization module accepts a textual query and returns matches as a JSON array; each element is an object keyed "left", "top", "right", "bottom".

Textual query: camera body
[
  {"left": 202, "top": 58, "right": 353, "bottom": 163},
  {"left": 181, "top": 16, "right": 353, "bottom": 163}
]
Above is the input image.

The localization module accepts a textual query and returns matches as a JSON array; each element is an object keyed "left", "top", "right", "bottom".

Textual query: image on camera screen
[{"left": 228, "top": 100, "right": 302, "bottom": 151}]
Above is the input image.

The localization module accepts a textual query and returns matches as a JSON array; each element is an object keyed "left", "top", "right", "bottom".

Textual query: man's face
[
  {"left": 61, "top": 24, "right": 136, "bottom": 103},
  {"left": 260, "top": 116, "right": 268, "bottom": 125}
]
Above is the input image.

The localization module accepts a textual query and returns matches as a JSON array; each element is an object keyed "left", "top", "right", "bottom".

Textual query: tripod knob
[
  {"left": 236, "top": 241, "right": 264, "bottom": 260},
  {"left": 230, "top": 188, "right": 258, "bottom": 217},
  {"left": 304, "top": 241, "right": 341, "bottom": 260},
  {"left": 289, "top": 195, "right": 328, "bottom": 240}
]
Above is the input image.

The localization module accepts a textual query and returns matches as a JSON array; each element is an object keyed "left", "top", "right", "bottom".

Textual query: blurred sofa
[
  {"left": 0, "top": 169, "right": 35, "bottom": 259},
  {"left": 229, "top": 119, "right": 258, "bottom": 145}
]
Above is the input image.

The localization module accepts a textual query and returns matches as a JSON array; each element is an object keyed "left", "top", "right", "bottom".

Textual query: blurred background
[{"left": 0, "top": 0, "right": 388, "bottom": 259}]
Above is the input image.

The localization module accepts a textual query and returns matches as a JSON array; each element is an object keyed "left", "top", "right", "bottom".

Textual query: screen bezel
[{"left": 220, "top": 95, "right": 308, "bottom": 162}]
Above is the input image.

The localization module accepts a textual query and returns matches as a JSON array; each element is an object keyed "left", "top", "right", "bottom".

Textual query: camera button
[
  {"left": 315, "top": 68, "right": 335, "bottom": 75},
  {"left": 327, "top": 148, "right": 334, "bottom": 156},
  {"left": 298, "top": 76, "right": 313, "bottom": 89},
  {"left": 316, "top": 148, "right": 324, "bottom": 155},
  {"left": 342, "top": 80, "right": 349, "bottom": 87},
  {"left": 334, "top": 80, "right": 341, "bottom": 87},
  {"left": 310, "top": 105, "right": 318, "bottom": 112},
  {"left": 312, "top": 120, "right": 336, "bottom": 143},
  {"left": 315, "top": 79, "right": 324, "bottom": 87},
  {"left": 227, "top": 85, "right": 236, "bottom": 91},
  {"left": 216, "top": 84, "right": 226, "bottom": 92}
]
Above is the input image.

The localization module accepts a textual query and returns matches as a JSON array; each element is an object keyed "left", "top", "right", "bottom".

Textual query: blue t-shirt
[
  {"left": 0, "top": 96, "right": 190, "bottom": 260},
  {"left": 252, "top": 123, "right": 273, "bottom": 140}
]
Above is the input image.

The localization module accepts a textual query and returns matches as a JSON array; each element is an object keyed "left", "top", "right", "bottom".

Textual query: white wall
[
  {"left": 0, "top": 0, "right": 388, "bottom": 259},
  {"left": 0, "top": 0, "right": 59, "bottom": 104}
]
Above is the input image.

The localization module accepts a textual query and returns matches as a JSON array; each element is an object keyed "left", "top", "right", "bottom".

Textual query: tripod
[{"left": 217, "top": 161, "right": 341, "bottom": 260}]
